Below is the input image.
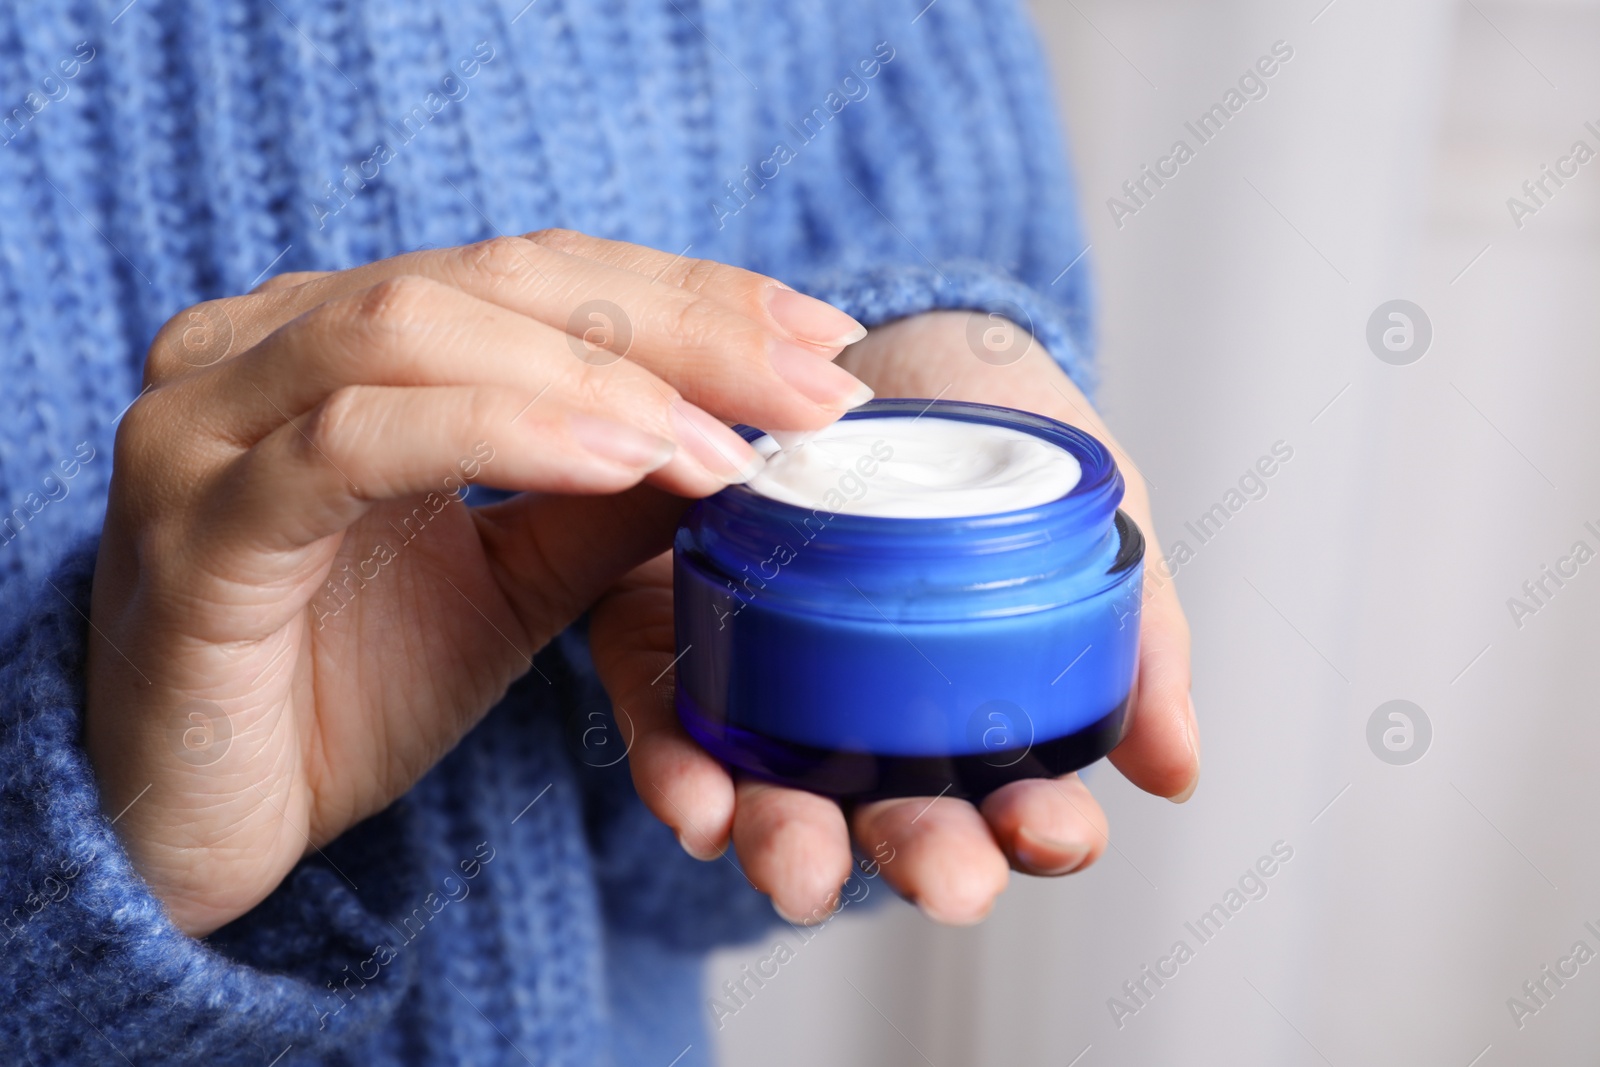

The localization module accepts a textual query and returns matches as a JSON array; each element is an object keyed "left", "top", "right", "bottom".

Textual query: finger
[
  {"left": 1106, "top": 540, "right": 1199, "bottom": 802},
  {"left": 979, "top": 772, "right": 1108, "bottom": 876},
  {"left": 1009, "top": 365, "right": 1197, "bottom": 799},
  {"left": 828, "top": 324, "right": 1199, "bottom": 802},
  {"left": 850, "top": 794, "right": 1010, "bottom": 925},
  {"left": 181, "top": 275, "right": 765, "bottom": 496},
  {"left": 522, "top": 227, "right": 866, "bottom": 348},
  {"left": 251, "top": 269, "right": 332, "bottom": 294},
  {"left": 197, "top": 237, "right": 871, "bottom": 431},
  {"left": 197, "top": 386, "right": 675, "bottom": 565},
  {"left": 479, "top": 488, "right": 700, "bottom": 681},
  {"left": 247, "top": 234, "right": 865, "bottom": 349},
  {"left": 144, "top": 275, "right": 333, "bottom": 385},
  {"left": 1027, "top": 369, "right": 1198, "bottom": 801},
  {"left": 585, "top": 550, "right": 738, "bottom": 860},
  {"left": 424, "top": 236, "right": 873, "bottom": 427},
  {"left": 588, "top": 553, "right": 857, "bottom": 922},
  {"left": 731, "top": 779, "right": 854, "bottom": 925}
]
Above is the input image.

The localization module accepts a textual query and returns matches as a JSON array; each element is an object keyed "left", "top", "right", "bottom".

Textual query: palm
[
  {"left": 93, "top": 478, "right": 684, "bottom": 933},
  {"left": 86, "top": 235, "right": 1194, "bottom": 936},
  {"left": 86, "top": 231, "right": 883, "bottom": 937},
  {"left": 299, "top": 498, "right": 517, "bottom": 833},
  {"left": 584, "top": 313, "right": 1200, "bottom": 925}
]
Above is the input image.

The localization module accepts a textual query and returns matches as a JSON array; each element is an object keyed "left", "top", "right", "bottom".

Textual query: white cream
[{"left": 746, "top": 416, "right": 1081, "bottom": 518}]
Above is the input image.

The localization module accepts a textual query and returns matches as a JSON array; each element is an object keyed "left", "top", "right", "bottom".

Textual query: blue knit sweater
[{"left": 0, "top": 1, "right": 1091, "bottom": 1063}]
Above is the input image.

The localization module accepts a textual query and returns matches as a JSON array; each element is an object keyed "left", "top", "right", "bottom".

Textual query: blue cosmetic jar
[{"left": 673, "top": 399, "right": 1143, "bottom": 800}]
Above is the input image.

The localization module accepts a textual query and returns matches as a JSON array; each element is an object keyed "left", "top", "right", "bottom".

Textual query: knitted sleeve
[
  {"left": 0, "top": 541, "right": 420, "bottom": 1065},
  {"left": 795, "top": 259, "right": 1097, "bottom": 397},
  {"left": 751, "top": 0, "right": 1097, "bottom": 396}
]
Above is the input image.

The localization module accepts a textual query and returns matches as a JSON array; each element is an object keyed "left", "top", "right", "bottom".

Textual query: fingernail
[
  {"left": 1168, "top": 693, "right": 1201, "bottom": 804},
  {"left": 773, "top": 898, "right": 831, "bottom": 925},
  {"left": 769, "top": 340, "right": 875, "bottom": 410},
  {"left": 566, "top": 414, "right": 676, "bottom": 472},
  {"left": 1187, "top": 692, "right": 1201, "bottom": 761},
  {"left": 766, "top": 428, "right": 819, "bottom": 451},
  {"left": 913, "top": 894, "right": 994, "bottom": 927},
  {"left": 773, "top": 900, "right": 807, "bottom": 924},
  {"left": 1013, "top": 827, "right": 1091, "bottom": 876},
  {"left": 765, "top": 286, "right": 867, "bottom": 347},
  {"left": 677, "top": 830, "right": 726, "bottom": 862},
  {"left": 668, "top": 399, "right": 765, "bottom": 484}
]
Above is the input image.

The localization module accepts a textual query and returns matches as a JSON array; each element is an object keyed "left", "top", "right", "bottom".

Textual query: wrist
[
  {"left": 837, "top": 311, "right": 1149, "bottom": 521},
  {"left": 838, "top": 310, "right": 1085, "bottom": 419}
]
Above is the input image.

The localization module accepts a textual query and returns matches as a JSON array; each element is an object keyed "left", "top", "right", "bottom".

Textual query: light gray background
[{"left": 710, "top": 0, "right": 1600, "bottom": 1063}]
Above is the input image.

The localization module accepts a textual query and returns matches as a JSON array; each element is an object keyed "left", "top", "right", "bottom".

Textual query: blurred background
[{"left": 711, "top": 0, "right": 1600, "bottom": 1062}]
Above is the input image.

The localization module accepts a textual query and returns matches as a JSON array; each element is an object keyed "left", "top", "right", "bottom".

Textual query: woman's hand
[
  {"left": 86, "top": 231, "right": 874, "bottom": 937},
  {"left": 589, "top": 309, "right": 1196, "bottom": 925}
]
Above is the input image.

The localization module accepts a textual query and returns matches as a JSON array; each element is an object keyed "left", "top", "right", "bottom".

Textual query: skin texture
[
  {"left": 590, "top": 310, "right": 1198, "bottom": 926},
  {"left": 86, "top": 231, "right": 1196, "bottom": 938},
  {"left": 86, "top": 232, "right": 872, "bottom": 936}
]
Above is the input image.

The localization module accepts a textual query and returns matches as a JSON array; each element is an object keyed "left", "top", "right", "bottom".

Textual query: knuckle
[
  {"left": 148, "top": 308, "right": 191, "bottom": 366},
  {"left": 662, "top": 291, "right": 761, "bottom": 360},
  {"left": 675, "top": 258, "right": 778, "bottom": 322},
  {"left": 147, "top": 299, "right": 239, "bottom": 382},
  {"left": 466, "top": 235, "right": 544, "bottom": 289},
  {"left": 522, "top": 227, "right": 583, "bottom": 252},
  {"left": 341, "top": 274, "right": 443, "bottom": 336},
  {"left": 305, "top": 384, "right": 365, "bottom": 442},
  {"left": 112, "top": 388, "right": 165, "bottom": 468},
  {"left": 109, "top": 388, "right": 210, "bottom": 530},
  {"left": 463, "top": 386, "right": 508, "bottom": 433},
  {"left": 677, "top": 257, "right": 728, "bottom": 296},
  {"left": 301, "top": 386, "right": 369, "bottom": 475},
  {"left": 661, "top": 292, "right": 726, "bottom": 349},
  {"left": 564, "top": 361, "right": 623, "bottom": 411},
  {"left": 251, "top": 269, "right": 327, "bottom": 294}
]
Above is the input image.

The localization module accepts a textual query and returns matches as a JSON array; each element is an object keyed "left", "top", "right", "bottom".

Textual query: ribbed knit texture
[{"left": 0, "top": 1, "right": 1092, "bottom": 1063}]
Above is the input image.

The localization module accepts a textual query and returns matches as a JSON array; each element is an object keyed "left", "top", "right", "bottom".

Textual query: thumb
[{"left": 473, "top": 484, "right": 693, "bottom": 651}]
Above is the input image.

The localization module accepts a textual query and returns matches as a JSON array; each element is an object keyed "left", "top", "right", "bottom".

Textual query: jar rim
[{"left": 718, "top": 398, "right": 1124, "bottom": 532}]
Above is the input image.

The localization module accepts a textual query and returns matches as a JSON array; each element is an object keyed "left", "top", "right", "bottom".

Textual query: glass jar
[{"left": 673, "top": 399, "right": 1143, "bottom": 800}]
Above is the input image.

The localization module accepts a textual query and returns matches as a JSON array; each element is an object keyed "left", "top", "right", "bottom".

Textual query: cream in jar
[
  {"left": 746, "top": 417, "right": 1083, "bottom": 518},
  {"left": 672, "top": 399, "right": 1143, "bottom": 800}
]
